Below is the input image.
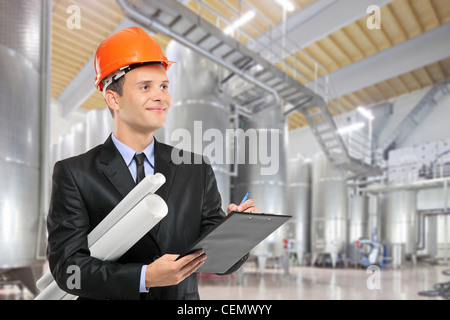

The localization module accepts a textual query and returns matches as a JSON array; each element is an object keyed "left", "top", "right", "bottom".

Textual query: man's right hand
[{"left": 145, "top": 250, "right": 206, "bottom": 288}]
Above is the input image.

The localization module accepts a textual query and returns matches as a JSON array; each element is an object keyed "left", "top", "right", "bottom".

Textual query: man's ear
[{"left": 104, "top": 90, "right": 120, "bottom": 113}]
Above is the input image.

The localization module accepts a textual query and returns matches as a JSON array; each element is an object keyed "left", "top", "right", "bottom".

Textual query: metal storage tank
[
  {"left": 164, "top": 41, "right": 231, "bottom": 211},
  {"left": 287, "top": 156, "right": 311, "bottom": 265},
  {"left": 0, "top": 0, "right": 49, "bottom": 293},
  {"left": 86, "top": 108, "right": 114, "bottom": 150},
  {"left": 71, "top": 122, "right": 87, "bottom": 157},
  {"left": 311, "top": 153, "right": 348, "bottom": 267},
  {"left": 379, "top": 189, "right": 418, "bottom": 268},
  {"left": 416, "top": 212, "right": 438, "bottom": 260},
  {"left": 232, "top": 105, "right": 288, "bottom": 272},
  {"left": 348, "top": 193, "right": 369, "bottom": 244},
  {"left": 59, "top": 133, "right": 74, "bottom": 161}
]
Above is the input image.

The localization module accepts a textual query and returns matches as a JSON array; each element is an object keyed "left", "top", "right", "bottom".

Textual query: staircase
[
  {"left": 380, "top": 77, "right": 450, "bottom": 154},
  {"left": 116, "top": 0, "right": 381, "bottom": 176}
]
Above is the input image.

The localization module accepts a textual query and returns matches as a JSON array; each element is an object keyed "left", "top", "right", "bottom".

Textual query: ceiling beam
[
  {"left": 327, "top": 22, "right": 450, "bottom": 99},
  {"left": 249, "top": 0, "right": 394, "bottom": 60}
]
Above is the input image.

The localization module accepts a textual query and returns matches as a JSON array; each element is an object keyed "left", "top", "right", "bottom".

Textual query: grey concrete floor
[
  {"left": 197, "top": 260, "right": 450, "bottom": 300},
  {"left": 1, "top": 260, "right": 448, "bottom": 300}
]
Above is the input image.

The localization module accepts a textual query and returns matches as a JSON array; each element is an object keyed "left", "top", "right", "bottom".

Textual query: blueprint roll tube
[
  {"left": 36, "top": 173, "right": 165, "bottom": 292},
  {"left": 34, "top": 181, "right": 167, "bottom": 300},
  {"left": 34, "top": 279, "right": 77, "bottom": 300},
  {"left": 87, "top": 173, "right": 166, "bottom": 245},
  {"left": 36, "top": 272, "right": 53, "bottom": 292},
  {"left": 88, "top": 193, "right": 168, "bottom": 261}
]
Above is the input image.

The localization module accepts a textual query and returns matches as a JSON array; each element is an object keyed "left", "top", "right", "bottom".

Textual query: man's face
[{"left": 115, "top": 64, "right": 171, "bottom": 134}]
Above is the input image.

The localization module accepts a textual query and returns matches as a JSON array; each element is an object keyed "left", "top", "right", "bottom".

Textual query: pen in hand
[
  {"left": 236, "top": 192, "right": 250, "bottom": 212},
  {"left": 240, "top": 192, "right": 249, "bottom": 205}
]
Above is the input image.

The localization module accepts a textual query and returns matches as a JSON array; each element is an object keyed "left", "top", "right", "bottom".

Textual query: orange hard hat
[{"left": 94, "top": 26, "right": 174, "bottom": 92}]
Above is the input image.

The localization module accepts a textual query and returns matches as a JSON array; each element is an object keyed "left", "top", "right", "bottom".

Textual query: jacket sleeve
[{"left": 46, "top": 160, "right": 142, "bottom": 300}]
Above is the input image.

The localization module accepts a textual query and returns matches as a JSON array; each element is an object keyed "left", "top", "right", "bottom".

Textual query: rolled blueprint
[{"left": 35, "top": 173, "right": 167, "bottom": 300}]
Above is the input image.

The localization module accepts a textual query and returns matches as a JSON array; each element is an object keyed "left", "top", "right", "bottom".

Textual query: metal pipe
[
  {"left": 116, "top": 0, "right": 280, "bottom": 105},
  {"left": 36, "top": 0, "right": 52, "bottom": 260},
  {"left": 359, "top": 176, "right": 450, "bottom": 194},
  {"left": 416, "top": 210, "right": 450, "bottom": 253},
  {"left": 416, "top": 212, "right": 432, "bottom": 251},
  {"left": 444, "top": 179, "right": 449, "bottom": 264},
  {"left": 227, "top": 107, "right": 239, "bottom": 178}
]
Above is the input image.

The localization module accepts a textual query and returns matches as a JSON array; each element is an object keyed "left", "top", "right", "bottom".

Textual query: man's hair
[{"left": 104, "top": 75, "right": 125, "bottom": 118}]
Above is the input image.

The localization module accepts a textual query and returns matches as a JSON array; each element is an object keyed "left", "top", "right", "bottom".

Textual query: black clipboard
[{"left": 178, "top": 211, "right": 292, "bottom": 274}]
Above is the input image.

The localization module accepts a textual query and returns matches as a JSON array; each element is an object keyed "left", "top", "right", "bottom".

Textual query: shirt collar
[{"left": 111, "top": 133, "right": 154, "bottom": 168}]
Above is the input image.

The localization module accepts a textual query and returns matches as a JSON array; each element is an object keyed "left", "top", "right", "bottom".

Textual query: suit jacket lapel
[
  {"left": 99, "top": 136, "right": 176, "bottom": 244},
  {"left": 150, "top": 139, "right": 176, "bottom": 240},
  {"left": 100, "top": 135, "right": 136, "bottom": 198},
  {"left": 153, "top": 139, "right": 176, "bottom": 202}
]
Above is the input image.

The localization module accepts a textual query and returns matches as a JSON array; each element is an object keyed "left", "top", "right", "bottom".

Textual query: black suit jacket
[{"left": 46, "top": 136, "right": 247, "bottom": 300}]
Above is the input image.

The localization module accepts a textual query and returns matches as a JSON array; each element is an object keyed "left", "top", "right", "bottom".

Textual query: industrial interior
[{"left": 1, "top": 0, "right": 450, "bottom": 300}]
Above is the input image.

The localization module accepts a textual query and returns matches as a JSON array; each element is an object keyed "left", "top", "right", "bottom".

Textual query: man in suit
[{"left": 46, "top": 27, "right": 257, "bottom": 300}]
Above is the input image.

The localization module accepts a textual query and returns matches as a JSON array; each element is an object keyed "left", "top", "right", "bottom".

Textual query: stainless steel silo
[
  {"left": 164, "top": 41, "right": 231, "bottom": 211},
  {"left": 86, "top": 108, "right": 114, "bottom": 150},
  {"left": 416, "top": 213, "right": 438, "bottom": 259},
  {"left": 59, "top": 133, "right": 74, "bottom": 161},
  {"left": 311, "top": 153, "right": 348, "bottom": 267},
  {"left": 379, "top": 189, "right": 417, "bottom": 268},
  {"left": 0, "top": 0, "right": 47, "bottom": 283},
  {"left": 71, "top": 122, "right": 87, "bottom": 156},
  {"left": 287, "top": 156, "right": 311, "bottom": 265},
  {"left": 232, "top": 105, "right": 288, "bottom": 272},
  {"left": 348, "top": 193, "right": 369, "bottom": 244}
]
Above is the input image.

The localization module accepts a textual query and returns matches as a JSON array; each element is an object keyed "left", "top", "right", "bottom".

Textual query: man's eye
[
  {"left": 161, "top": 84, "right": 168, "bottom": 90},
  {"left": 141, "top": 85, "right": 149, "bottom": 90}
]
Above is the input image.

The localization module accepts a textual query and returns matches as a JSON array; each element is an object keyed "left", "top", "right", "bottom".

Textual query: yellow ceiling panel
[
  {"left": 284, "top": 55, "right": 314, "bottom": 83},
  {"left": 50, "top": 0, "right": 125, "bottom": 101},
  {"left": 398, "top": 72, "right": 422, "bottom": 92},
  {"left": 411, "top": 68, "right": 434, "bottom": 87},
  {"left": 341, "top": 23, "right": 378, "bottom": 57},
  {"left": 379, "top": 5, "right": 408, "bottom": 44},
  {"left": 373, "top": 82, "right": 398, "bottom": 100},
  {"left": 80, "top": 90, "right": 106, "bottom": 111},
  {"left": 328, "top": 29, "right": 365, "bottom": 62},
  {"left": 425, "top": 61, "right": 447, "bottom": 83},
  {"left": 304, "top": 42, "right": 339, "bottom": 73},
  {"left": 388, "top": 77, "right": 411, "bottom": 96},
  {"left": 355, "top": 18, "right": 392, "bottom": 51},
  {"left": 335, "top": 96, "right": 354, "bottom": 113},
  {"left": 342, "top": 92, "right": 364, "bottom": 108},
  {"left": 294, "top": 50, "right": 322, "bottom": 79},
  {"left": 287, "top": 112, "right": 307, "bottom": 130},
  {"left": 389, "top": 0, "right": 424, "bottom": 38},
  {"left": 439, "top": 57, "right": 450, "bottom": 76},
  {"left": 411, "top": 0, "right": 441, "bottom": 31},
  {"left": 432, "top": 0, "right": 450, "bottom": 24},
  {"left": 364, "top": 85, "right": 389, "bottom": 102},
  {"left": 354, "top": 88, "right": 375, "bottom": 106},
  {"left": 315, "top": 37, "right": 353, "bottom": 69}
]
